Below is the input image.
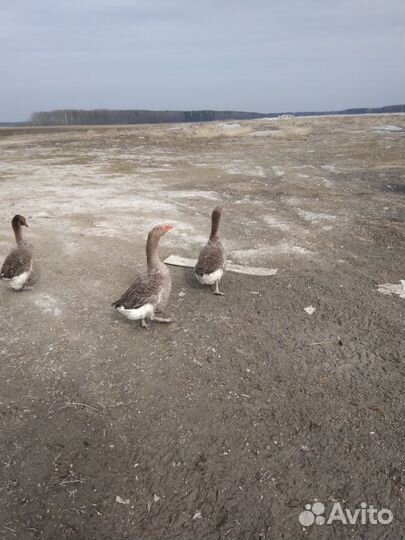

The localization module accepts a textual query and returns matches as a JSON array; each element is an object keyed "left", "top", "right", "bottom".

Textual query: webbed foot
[
  {"left": 213, "top": 281, "right": 224, "bottom": 295},
  {"left": 141, "top": 319, "right": 149, "bottom": 329},
  {"left": 153, "top": 316, "right": 174, "bottom": 323}
]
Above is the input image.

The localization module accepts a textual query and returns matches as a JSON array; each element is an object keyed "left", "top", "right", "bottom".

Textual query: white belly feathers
[
  {"left": 116, "top": 303, "right": 155, "bottom": 321},
  {"left": 2, "top": 270, "right": 31, "bottom": 291},
  {"left": 195, "top": 268, "right": 224, "bottom": 286}
]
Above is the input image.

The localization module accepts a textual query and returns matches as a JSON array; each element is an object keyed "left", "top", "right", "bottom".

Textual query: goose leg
[
  {"left": 141, "top": 319, "right": 149, "bottom": 329},
  {"left": 152, "top": 315, "right": 173, "bottom": 323},
  {"left": 213, "top": 280, "right": 224, "bottom": 295}
]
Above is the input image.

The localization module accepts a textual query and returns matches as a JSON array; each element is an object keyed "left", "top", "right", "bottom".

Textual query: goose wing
[
  {"left": 112, "top": 271, "right": 163, "bottom": 309},
  {"left": 195, "top": 240, "right": 225, "bottom": 276},
  {"left": 0, "top": 246, "right": 32, "bottom": 279}
]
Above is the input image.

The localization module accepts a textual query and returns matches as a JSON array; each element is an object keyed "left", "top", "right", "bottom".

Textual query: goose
[
  {"left": 0, "top": 215, "right": 34, "bottom": 291},
  {"left": 112, "top": 224, "right": 173, "bottom": 328},
  {"left": 194, "top": 206, "right": 226, "bottom": 295}
]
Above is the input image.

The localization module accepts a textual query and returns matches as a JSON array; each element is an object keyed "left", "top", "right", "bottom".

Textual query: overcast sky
[{"left": 0, "top": 0, "right": 404, "bottom": 121}]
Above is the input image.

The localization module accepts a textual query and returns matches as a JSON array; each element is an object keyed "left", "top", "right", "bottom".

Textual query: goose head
[
  {"left": 212, "top": 207, "right": 222, "bottom": 219},
  {"left": 150, "top": 224, "right": 173, "bottom": 238},
  {"left": 12, "top": 215, "right": 29, "bottom": 228},
  {"left": 210, "top": 207, "right": 222, "bottom": 239}
]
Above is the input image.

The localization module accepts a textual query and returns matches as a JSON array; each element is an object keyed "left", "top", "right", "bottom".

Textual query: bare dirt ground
[{"left": 0, "top": 115, "right": 404, "bottom": 540}]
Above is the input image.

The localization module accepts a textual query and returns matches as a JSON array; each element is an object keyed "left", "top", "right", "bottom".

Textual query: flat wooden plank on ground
[{"left": 164, "top": 255, "right": 278, "bottom": 276}]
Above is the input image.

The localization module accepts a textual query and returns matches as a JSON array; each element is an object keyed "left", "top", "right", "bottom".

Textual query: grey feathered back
[
  {"left": 112, "top": 225, "right": 172, "bottom": 312},
  {"left": 1, "top": 215, "right": 34, "bottom": 284},
  {"left": 195, "top": 239, "right": 226, "bottom": 276},
  {"left": 195, "top": 207, "right": 226, "bottom": 276},
  {"left": 0, "top": 245, "right": 33, "bottom": 279},
  {"left": 112, "top": 264, "right": 171, "bottom": 310}
]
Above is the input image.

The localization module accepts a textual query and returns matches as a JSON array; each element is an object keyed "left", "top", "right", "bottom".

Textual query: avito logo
[{"left": 298, "top": 501, "right": 393, "bottom": 527}]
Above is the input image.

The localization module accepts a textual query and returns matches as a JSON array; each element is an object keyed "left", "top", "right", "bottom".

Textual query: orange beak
[{"left": 161, "top": 224, "right": 173, "bottom": 232}]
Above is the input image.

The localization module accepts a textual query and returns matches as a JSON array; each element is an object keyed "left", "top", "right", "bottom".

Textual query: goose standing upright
[
  {"left": 194, "top": 207, "right": 226, "bottom": 295},
  {"left": 112, "top": 224, "right": 173, "bottom": 328},
  {"left": 0, "top": 215, "right": 34, "bottom": 291}
]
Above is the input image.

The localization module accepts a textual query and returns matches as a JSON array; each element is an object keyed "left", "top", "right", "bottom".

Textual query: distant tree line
[
  {"left": 294, "top": 104, "right": 405, "bottom": 117},
  {"left": 30, "top": 109, "right": 265, "bottom": 126},
  {"left": 29, "top": 104, "right": 405, "bottom": 126}
]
